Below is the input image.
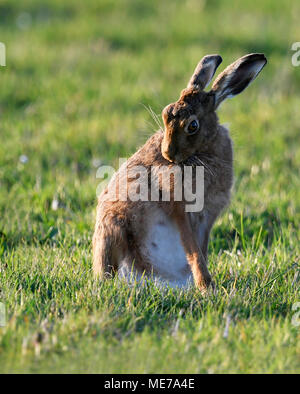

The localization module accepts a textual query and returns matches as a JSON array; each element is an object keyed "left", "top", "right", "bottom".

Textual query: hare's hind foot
[{"left": 92, "top": 218, "right": 126, "bottom": 279}]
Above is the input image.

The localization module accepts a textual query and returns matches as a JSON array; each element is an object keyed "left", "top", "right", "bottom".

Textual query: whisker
[
  {"left": 183, "top": 155, "right": 216, "bottom": 178},
  {"left": 141, "top": 103, "right": 163, "bottom": 132}
]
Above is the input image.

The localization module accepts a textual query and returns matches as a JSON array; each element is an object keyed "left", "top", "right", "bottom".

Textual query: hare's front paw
[{"left": 196, "top": 277, "right": 215, "bottom": 295}]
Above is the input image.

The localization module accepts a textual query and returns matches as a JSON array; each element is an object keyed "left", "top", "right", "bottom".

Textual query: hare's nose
[{"left": 162, "top": 146, "right": 177, "bottom": 163}]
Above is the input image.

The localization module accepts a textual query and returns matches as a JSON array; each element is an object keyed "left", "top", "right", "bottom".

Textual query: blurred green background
[{"left": 0, "top": 0, "right": 299, "bottom": 373}]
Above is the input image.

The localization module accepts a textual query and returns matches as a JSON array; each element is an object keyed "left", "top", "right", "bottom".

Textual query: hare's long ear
[
  {"left": 187, "top": 55, "right": 223, "bottom": 90},
  {"left": 211, "top": 53, "right": 267, "bottom": 108}
]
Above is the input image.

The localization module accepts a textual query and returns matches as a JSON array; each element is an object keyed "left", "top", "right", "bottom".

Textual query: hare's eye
[{"left": 186, "top": 119, "right": 199, "bottom": 134}]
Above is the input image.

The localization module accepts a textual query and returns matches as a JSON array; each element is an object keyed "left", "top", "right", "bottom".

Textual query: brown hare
[{"left": 93, "top": 53, "right": 267, "bottom": 292}]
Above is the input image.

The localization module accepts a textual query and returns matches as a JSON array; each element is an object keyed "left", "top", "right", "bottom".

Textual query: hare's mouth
[{"left": 183, "top": 154, "right": 203, "bottom": 166}]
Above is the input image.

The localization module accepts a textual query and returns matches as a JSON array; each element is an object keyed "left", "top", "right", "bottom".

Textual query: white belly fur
[
  {"left": 145, "top": 211, "right": 190, "bottom": 287},
  {"left": 118, "top": 209, "right": 207, "bottom": 289}
]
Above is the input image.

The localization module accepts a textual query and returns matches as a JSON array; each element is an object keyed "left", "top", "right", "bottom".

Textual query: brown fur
[{"left": 93, "top": 53, "right": 267, "bottom": 292}]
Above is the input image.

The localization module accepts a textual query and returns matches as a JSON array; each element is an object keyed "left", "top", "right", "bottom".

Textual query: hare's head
[{"left": 161, "top": 53, "right": 267, "bottom": 163}]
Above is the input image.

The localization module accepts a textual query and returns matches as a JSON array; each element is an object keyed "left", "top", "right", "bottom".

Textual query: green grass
[{"left": 0, "top": 0, "right": 299, "bottom": 373}]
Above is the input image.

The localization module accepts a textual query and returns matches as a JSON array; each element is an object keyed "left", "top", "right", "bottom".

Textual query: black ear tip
[
  {"left": 262, "top": 54, "right": 267, "bottom": 65},
  {"left": 257, "top": 53, "right": 267, "bottom": 63},
  {"left": 216, "top": 55, "right": 223, "bottom": 67},
  {"left": 246, "top": 53, "right": 267, "bottom": 65},
  {"left": 202, "top": 54, "right": 223, "bottom": 66}
]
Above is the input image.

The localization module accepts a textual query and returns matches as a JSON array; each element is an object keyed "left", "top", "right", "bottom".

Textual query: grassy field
[{"left": 0, "top": 0, "right": 299, "bottom": 373}]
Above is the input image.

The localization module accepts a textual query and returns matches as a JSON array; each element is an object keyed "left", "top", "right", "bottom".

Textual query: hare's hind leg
[{"left": 92, "top": 221, "right": 123, "bottom": 279}]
